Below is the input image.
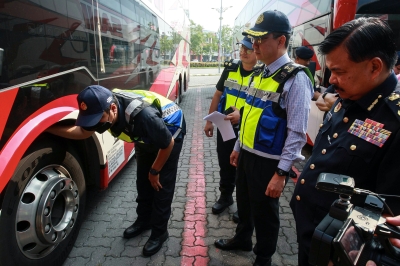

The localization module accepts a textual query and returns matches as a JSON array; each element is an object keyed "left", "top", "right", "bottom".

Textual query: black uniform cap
[
  {"left": 242, "top": 10, "right": 291, "bottom": 37},
  {"left": 295, "top": 46, "right": 314, "bottom": 60}
]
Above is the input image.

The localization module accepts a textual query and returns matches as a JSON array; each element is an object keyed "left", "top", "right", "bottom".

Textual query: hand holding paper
[{"left": 203, "top": 111, "right": 236, "bottom": 141}]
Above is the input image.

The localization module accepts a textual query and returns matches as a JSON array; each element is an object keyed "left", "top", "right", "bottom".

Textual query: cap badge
[
  {"left": 256, "top": 14, "right": 264, "bottom": 24},
  {"left": 80, "top": 102, "right": 87, "bottom": 111}
]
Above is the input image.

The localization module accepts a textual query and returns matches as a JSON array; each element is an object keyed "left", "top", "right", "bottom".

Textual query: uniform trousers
[
  {"left": 134, "top": 137, "right": 183, "bottom": 238},
  {"left": 234, "top": 149, "right": 286, "bottom": 258},
  {"left": 216, "top": 127, "right": 239, "bottom": 194}
]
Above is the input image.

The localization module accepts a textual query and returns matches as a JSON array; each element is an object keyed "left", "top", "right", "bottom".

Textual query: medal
[{"left": 348, "top": 118, "right": 391, "bottom": 147}]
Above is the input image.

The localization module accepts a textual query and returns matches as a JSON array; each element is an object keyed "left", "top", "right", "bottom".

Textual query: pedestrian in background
[
  {"left": 47, "top": 86, "right": 186, "bottom": 257},
  {"left": 204, "top": 36, "right": 257, "bottom": 222},
  {"left": 214, "top": 10, "right": 313, "bottom": 266},
  {"left": 294, "top": 46, "right": 319, "bottom": 100},
  {"left": 290, "top": 17, "right": 400, "bottom": 266}
]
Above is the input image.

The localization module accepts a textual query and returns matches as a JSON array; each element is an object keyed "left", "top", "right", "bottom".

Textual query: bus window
[
  {"left": 67, "top": 0, "right": 83, "bottom": 20},
  {"left": 152, "top": 14, "right": 159, "bottom": 33},
  {"left": 121, "top": 0, "right": 138, "bottom": 23},
  {"left": 99, "top": 0, "right": 121, "bottom": 13}
]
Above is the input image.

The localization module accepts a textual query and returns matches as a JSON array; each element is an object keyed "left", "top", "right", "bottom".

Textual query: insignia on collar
[
  {"left": 389, "top": 92, "right": 400, "bottom": 101},
  {"left": 367, "top": 95, "right": 382, "bottom": 111},
  {"left": 334, "top": 102, "right": 342, "bottom": 112},
  {"left": 348, "top": 118, "right": 391, "bottom": 147}
]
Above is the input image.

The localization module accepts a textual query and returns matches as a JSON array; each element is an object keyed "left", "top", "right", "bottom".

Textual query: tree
[
  {"left": 160, "top": 33, "right": 173, "bottom": 59},
  {"left": 203, "top": 31, "right": 218, "bottom": 61},
  {"left": 189, "top": 20, "right": 233, "bottom": 62},
  {"left": 220, "top": 25, "right": 233, "bottom": 58},
  {"left": 190, "top": 20, "right": 204, "bottom": 59}
]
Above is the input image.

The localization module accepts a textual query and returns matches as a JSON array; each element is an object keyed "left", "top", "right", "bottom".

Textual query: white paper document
[{"left": 203, "top": 111, "right": 236, "bottom": 141}]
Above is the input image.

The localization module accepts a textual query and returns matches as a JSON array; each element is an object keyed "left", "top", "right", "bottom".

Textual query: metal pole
[{"left": 218, "top": 0, "right": 222, "bottom": 73}]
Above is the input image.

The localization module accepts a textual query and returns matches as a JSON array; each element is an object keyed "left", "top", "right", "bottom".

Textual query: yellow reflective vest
[
  {"left": 110, "top": 89, "right": 184, "bottom": 143},
  {"left": 239, "top": 62, "right": 310, "bottom": 158},
  {"left": 218, "top": 61, "right": 252, "bottom": 113}
]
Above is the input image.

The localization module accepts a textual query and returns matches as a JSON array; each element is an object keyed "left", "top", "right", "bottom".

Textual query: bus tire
[
  {"left": 0, "top": 139, "right": 86, "bottom": 266},
  {"left": 176, "top": 79, "right": 182, "bottom": 104}
]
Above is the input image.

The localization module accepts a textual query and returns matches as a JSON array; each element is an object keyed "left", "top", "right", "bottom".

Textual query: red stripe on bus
[
  {"left": 150, "top": 67, "right": 177, "bottom": 99},
  {"left": 0, "top": 88, "right": 19, "bottom": 141},
  {"left": 0, "top": 106, "right": 76, "bottom": 192}
]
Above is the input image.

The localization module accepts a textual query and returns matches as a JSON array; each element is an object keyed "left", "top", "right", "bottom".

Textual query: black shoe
[
  {"left": 253, "top": 256, "right": 271, "bottom": 266},
  {"left": 214, "top": 238, "right": 252, "bottom": 251},
  {"left": 232, "top": 210, "right": 240, "bottom": 223},
  {"left": 123, "top": 221, "right": 151, "bottom": 239},
  {"left": 212, "top": 194, "right": 233, "bottom": 214},
  {"left": 143, "top": 231, "right": 169, "bottom": 257}
]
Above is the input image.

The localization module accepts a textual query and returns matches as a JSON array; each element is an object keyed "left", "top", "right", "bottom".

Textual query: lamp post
[{"left": 212, "top": 1, "right": 232, "bottom": 73}]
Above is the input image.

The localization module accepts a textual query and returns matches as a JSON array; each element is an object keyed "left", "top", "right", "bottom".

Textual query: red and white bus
[
  {"left": 0, "top": 0, "right": 190, "bottom": 264},
  {"left": 232, "top": 0, "right": 400, "bottom": 145}
]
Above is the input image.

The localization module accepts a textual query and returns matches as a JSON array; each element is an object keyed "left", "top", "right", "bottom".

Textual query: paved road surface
[{"left": 62, "top": 69, "right": 312, "bottom": 266}]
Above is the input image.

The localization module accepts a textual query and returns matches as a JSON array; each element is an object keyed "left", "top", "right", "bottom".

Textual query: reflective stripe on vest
[
  {"left": 240, "top": 70, "right": 287, "bottom": 159},
  {"left": 112, "top": 89, "right": 184, "bottom": 142},
  {"left": 218, "top": 68, "right": 251, "bottom": 113}
]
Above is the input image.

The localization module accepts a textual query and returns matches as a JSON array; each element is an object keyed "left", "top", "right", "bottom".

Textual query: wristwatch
[
  {"left": 149, "top": 168, "right": 160, "bottom": 175},
  {"left": 276, "top": 167, "right": 289, "bottom": 177}
]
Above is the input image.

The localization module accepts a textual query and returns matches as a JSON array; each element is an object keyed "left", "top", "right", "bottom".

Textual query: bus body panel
[
  {"left": 0, "top": 0, "right": 190, "bottom": 191},
  {"left": 0, "top": 0, "right": 189, "bottom": 262}
]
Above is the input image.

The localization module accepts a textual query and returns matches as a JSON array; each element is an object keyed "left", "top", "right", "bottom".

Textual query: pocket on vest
[{"left": 257, "top": 116, "right": 280, "bottom": 147}]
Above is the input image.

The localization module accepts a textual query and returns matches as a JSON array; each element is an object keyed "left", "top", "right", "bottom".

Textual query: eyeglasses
[
  {"left": 249, "top": 36, "right": 269, "bottom": 44},
  {"left": 239, "top": 46, "right": 253, "bottom": 54}
]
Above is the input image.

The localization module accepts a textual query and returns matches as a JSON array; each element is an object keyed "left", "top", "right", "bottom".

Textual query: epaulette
[
  {"left": 224, "top": 59, "right": 240, "bottom": 71},
  {"left": 272, "top": 62, "right": 305, "bottom": 84},
  {"left": 385, "top": 91, "right": 400, "bottom": 122},
  {"left": 251, "top": 63, "right": 265, "bottom": 76}
]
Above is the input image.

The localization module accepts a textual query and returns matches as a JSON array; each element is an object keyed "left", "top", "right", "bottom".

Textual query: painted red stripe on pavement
[{"left": 181, "top": 88, "right": 209, "bottom": 265}]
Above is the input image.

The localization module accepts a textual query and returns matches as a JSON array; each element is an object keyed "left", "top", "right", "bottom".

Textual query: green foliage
[
  {"left": 190, "top": 20, "right": 233, "bottom": 60},
  {"left": 190, "top": 20, "right": 205, "bottom": 56},
  {"left": 220, "top": 25, "right": 233, "bottom": 53}
]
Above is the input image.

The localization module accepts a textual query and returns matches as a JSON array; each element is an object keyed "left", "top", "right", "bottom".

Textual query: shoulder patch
[
  {"left": 224, "top": 59, "right": 240, "bottom": 71},
  {"left": 385, "top": 91, "right": 400, "bottom": 122},
  {"left": 272, "top": 62, "right": 305, "bottom": 84},
  {"left": 251, "top": 63, "right": 265, "bottom": 76}
]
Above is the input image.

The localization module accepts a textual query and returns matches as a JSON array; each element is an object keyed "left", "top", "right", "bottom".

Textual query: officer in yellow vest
[
  {"left": 47, "top": 85, "right": 185, "bottom": 257},
  {"left": 214, "top": 10, "right": 313, "bottom": 266},
  {"left": 204, "top": 36, "right": 257, "bottom": 222}
]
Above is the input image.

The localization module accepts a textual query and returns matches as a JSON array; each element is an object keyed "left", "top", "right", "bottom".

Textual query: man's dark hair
[
  {"left": 271, "top": 32, "right": 291, "bottom": 48},
  {"left": 319, "top": 17, "right": 397, "bottom": 69}
]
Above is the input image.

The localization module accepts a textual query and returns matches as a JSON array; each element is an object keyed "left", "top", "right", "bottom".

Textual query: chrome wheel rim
[{"left": 15, "top": 165, "right": 79, "bottom": 259}]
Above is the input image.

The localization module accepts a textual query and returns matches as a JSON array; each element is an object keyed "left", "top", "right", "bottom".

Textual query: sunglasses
[{"left": 249, "top": 36, "right": 270, "bottom": 44}]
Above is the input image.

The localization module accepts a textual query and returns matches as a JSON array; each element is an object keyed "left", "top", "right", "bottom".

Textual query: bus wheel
[
  {"left": 0, "top": 140, "right": 86, "bottom": 266},
  {"left": 176, "top": 80, "right": 182, "bottom": 104}
]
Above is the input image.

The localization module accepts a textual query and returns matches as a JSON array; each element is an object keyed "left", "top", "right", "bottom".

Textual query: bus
[
  {"left": 0, "top": 0, "right": 190, "bottom": 264},
  {"left": 232, "top": 0, "right": 400, "bottom": 145}
]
